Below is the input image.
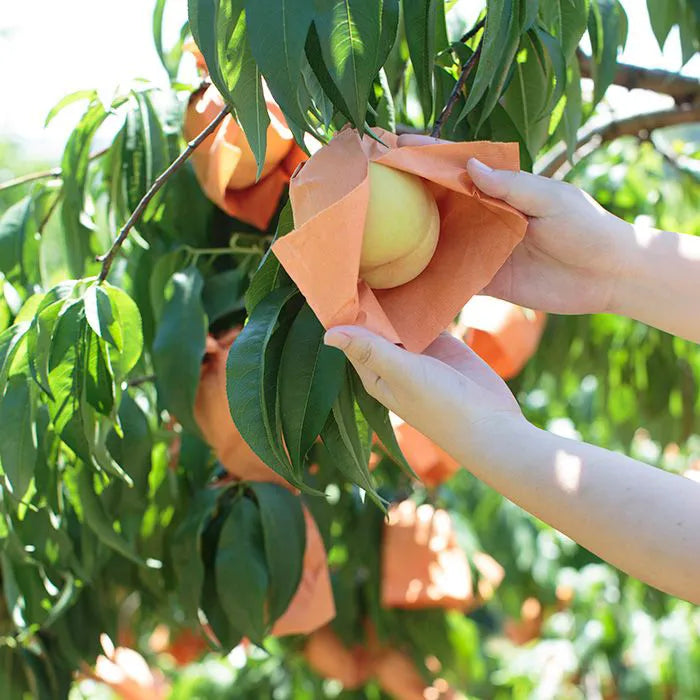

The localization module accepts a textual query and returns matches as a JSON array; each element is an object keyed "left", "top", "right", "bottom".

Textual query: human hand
[
  {"left": 324, "top": 325, "right": 524, "bottom": 472},
  {"left": 398, "top": 134, "right": 633, "bottom": 315}
]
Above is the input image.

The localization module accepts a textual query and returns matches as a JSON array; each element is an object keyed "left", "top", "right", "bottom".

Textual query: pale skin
[{"left": 324, "top": 133, "right": 700, "bottom": 605}]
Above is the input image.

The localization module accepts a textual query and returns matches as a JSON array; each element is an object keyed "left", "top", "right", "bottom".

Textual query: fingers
[
  {"left": 423, "top": 332, "right": 490, "bottom": 377},
  {"left": 466, "top": 158, "right": 555, "bottom": 217},
  {"left": 397, "top": 133, "right": 449, "bottom": 147},
  {"left": 324, "top": 326, "right": 416, "bottom": 406}
]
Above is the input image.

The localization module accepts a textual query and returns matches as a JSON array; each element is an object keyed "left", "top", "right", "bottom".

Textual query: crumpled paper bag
[
  {"left": 194, "top": 331, "right": 335, "bottom": 635},
  {"left": 272, "top": 127, "right": 528, "bottom": 352},
  {"left": 454, "top": 296, "right": 547, "bottom": 380},
  {"left": 381, "top": 500, "right": 503, "bottom": 610},
  {"left": 304, "top": 623, "right": 459, "bottom": 699},
  {"left": 183, "top": 85, "right": 307, "bottom": 230}
]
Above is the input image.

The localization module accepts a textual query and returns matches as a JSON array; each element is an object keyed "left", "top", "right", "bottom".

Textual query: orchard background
[{"left": 0, "top": 0, "right": 699, "bottom": 698}]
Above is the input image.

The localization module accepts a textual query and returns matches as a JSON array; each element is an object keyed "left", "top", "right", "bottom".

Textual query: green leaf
[
  {"left": 279, "top": 303, "right": 346, "bottom": 474},
  {"left": 350, "top": 368, "right": 415, "bottom": 479},
  {"left": 320, "top": 371, "right": 383, "bottom": 509},
  {"left": 587, "top": 0, "right": 625, "bottom": 106},
  {"left": 153, "top": 0, "right": 187, "bottom": 78},
  {"left": 278, "top": 304, "right": 346, "bottom": 475},
  {"left": 27, "top": 299, "right": 68, "bottom": 399},
  {"left": 218, "top": 5, "right": 269, "bottom": 180},
  {"left": 535, "top": 27, "right": 567, "bottom": 118},
  {"left": 304, "top": 22, "right": 355, "bottom": 124},
  {"left": 403, "top": 0, "right": 438, "bottom": 125},
  {"left": 0, "top": 375, "right": 36, "bottom": 500},
  {"left": 678, "top": 0, "right": 700, "bottom": 65},
  {"left": 75, "top": 465, "right": 144, "bottom": 566},
  {"left": 44, "top": 89, "right": 97, "bottom": 127},
  {"left": 541, "top": 0, "right": 590, "bottom": 60},
  {"left": 503, "top": 31, "right": 551, "bottom": 161},
  {"left": 249, "top": 482, "right": 305, "bottom": 624},
  {"left": 104, "top": 285, "right": 143, "bottom": 378},
  {"left": 461, "top": 0, "right": 514, "bottom": 117},
  {"left": 60, "top": 99, "right": 109, "bottom": 278},
  {"left": 313, "top": 0, "right": 400, "bottom": 129},
  {"left": 106, "top": 393, "right": 152, "bottom": 494},
  {"left": 153, "top": 267, "right": 207, "bottom": 435},
  {"left": 84, "top": 330, "right": 115, "bottom": 416},
  {"left": 555, "top": 60, "right": 583, "bottom": 161},
  {"left": 216, "top": 497, "right": 269, "bottom": 644},
  {"left": 0, "top": 323, "right": 30, "bottom": 390},
  {"left": 84, "top": 284, "right": 123, "bottom": 351},
  {"left": 244, "top": 201, "right": 294, "bottom": 315},
  {"left": 0, "top": 197, "right": 32, "bottom": 276},
  {"left": 227, "top": 286, "right": 301, "bottom": 482},
  {"left": 172, "top": 486, "right": 220, "bottom": 619},
  {"left": 246, "top": 0, "right": 315, "bottom": 130},
  {"left": 646, "top": 0, "right": 678, "bottom": 50},
  {"left": 201, "top": 268, "right": 247, "bottom": 323},
  {"left": 472, "top": 9, "right": 522, "bottom": 133}
]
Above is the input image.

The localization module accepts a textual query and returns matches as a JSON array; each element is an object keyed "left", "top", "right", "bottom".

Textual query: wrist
[
  {"left": 461, "top": 411, "right": 535, "bottom": 473},
  {"left": 606, "top": 217, "right": 654, "bottom": 316}
]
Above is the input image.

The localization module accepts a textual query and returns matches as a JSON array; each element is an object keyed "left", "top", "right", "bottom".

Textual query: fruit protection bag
[{"left": 272, "top": 126, "right": 528, "bottom": 352}]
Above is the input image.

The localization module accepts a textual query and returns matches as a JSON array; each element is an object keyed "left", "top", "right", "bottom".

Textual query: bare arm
[
  {"left": 611, "top": 224, "right": 700, "bottom": 343},
  {"left": 468, "top": 417, "right": 700, "bottom": 603},
  {"left": 398, "top": 134, "right": 700, "bottom": 342},
  {"left": 324, "top": 327, "right": 700, "bottom": 604}
]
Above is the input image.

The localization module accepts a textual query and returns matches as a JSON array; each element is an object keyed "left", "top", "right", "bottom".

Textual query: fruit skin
[{"left": 360, "top": 163, "right": 440, "bottom": 289}]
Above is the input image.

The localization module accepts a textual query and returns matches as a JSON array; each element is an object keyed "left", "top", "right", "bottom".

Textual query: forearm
[
  {"left": 464, "top": 418, "right": 700, "bottom": 603},
  {"left": 610, "top": 223, "right": 700, "bottom": 343}
]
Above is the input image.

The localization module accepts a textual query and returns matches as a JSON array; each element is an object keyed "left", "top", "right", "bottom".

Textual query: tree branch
[
  {"left": 431, "top": 44, "right": 482, "bottom": 138},
  {"left": 96, "top": 105, "right": 231, "bottom": 283},
  {"left": 577, "top": 50, "right": 700, "bottom": 105},
  {"left": 460, "top": 17, "right": 485, "bottom": 44},
  {"left": 536, "top": 103, "right": 700, "bottom": 178},
  {"left": 0, "top": 148, "right": 109, "bottom": 193}
]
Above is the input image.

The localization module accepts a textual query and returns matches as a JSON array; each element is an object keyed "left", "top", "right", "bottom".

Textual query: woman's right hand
[
  {"left": 399, "top": 134, "right": 634, "bottom": 315},
  {"left": 464, "top": 157, "right": 632, "bottom": 315}
]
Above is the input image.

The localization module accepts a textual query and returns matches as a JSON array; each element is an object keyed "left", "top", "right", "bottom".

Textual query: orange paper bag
[
  {"left": 184, "top": 85, "right": 307, "bottom": 231},
  {"left": 381, "top": 500, "right": 503, "bottom": 610},
  {"left": 194, "top": 331, "right": 335, "bottom": 636},
  {"left": 272, "top": 127, "right": 528, "bottom": 352},
  {"left": 455, "top": 296, "right": 547, "bottom": 380},
  {"left": 393, "top": 417, "right": 461, "bottom": 487}
]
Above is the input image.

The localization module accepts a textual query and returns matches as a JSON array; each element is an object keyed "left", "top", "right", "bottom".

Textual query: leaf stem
[{"left": 96, "top": 105, "right": 231, "bottom": 283}]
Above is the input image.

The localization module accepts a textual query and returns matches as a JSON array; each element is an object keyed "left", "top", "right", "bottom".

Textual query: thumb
[
  {"left": 467, "top": 158, "right": 551, "bottom": 217},
  {"left": 324, "top": 326, "right": 409, "bottom": 377},
  {"left": 324, "top": 326, "right": 413, "bottom": 405}
]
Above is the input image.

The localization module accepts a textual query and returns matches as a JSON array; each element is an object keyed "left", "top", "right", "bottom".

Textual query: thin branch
[
  {"left": 37, "top": 194, "right": 61, "bottom": 235},
  {"left": 460, "top": 16, "right": 485, "bottom": 44},
  {"left": 0, "top": 148, "right": 109, "bottom": 193},
  {"left": 96, "top": 105, "right": 231, "bottom": 283},
  {"left": 536, "top": 103, "right": 700, "bottom": 178},
  {"left": 577, "top": 50, "right": 700, "bottom": 105},
  {"left": 127, "top": 374, "right": 156, "bottom": 388},
  {"left": 431, "top": 44, "right": 482, "bottom": 138}
]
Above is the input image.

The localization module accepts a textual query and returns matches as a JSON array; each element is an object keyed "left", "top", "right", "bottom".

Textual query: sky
[{"left": 0, "top": 0, "right": 698, "bottom": 161}]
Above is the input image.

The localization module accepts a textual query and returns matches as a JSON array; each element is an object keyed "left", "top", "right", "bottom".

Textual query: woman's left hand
[{"left": 324, "top": 326, "right": 524, "bottom": 470}]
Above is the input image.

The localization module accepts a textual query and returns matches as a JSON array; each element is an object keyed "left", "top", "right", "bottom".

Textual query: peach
[{"left": 360, "top": 163, "right": 439, "bottom": 289}]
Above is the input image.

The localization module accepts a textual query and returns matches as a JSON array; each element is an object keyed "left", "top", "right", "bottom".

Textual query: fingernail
[
  {"left": 324, "top": 329, "right": 351, "bottom": 350},
  {"left": 468, "top": 158, "right": 492, "bottom": 173}
]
